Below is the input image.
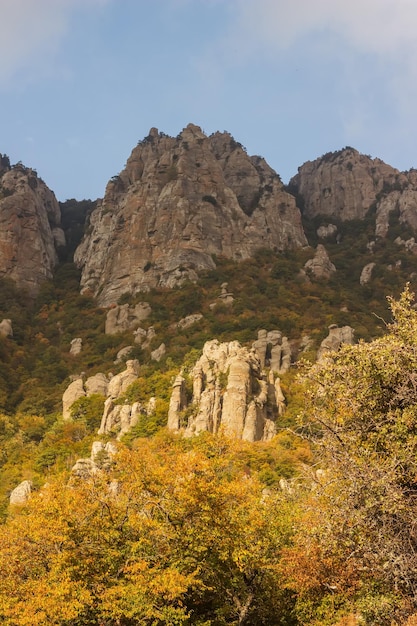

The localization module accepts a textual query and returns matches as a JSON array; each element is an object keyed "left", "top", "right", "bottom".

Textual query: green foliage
[
  {"left": 287, "top": 287, "right": 417, "bottom": 624},
  {"left": 70, "top": 394, "right": 105, "bottom": 431}
]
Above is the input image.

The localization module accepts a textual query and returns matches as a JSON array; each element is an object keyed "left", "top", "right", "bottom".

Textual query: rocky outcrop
[
  {"left": 176, "top": 314, "right": 203, "bottom": 330},
  {"left": 210, "top": 283, "right": 235, "bottom": 309},
  {"left": 71, "top": 441, "right": 117, "bottom": 478},
  {"left": 98, "top": 360, "right": 146, "bottom": 438},
  {"left": 290, "top": 148, "right": 398, "bottom": 221},
  {"left": 0, "top": 319, "right": 12, "bottom": 338},
  {"left": 167, "top": 340, "right": 286, "bottom": 442},
  {"left": 394, "top": 236, "right": 417, "bottom": 254},
  {"left": 74, "top": 125, "right": 307, "bottom": 305},
  {"left": 360, "top": 262, "right": 376, "bottom": 286},
  {"left": 290, "top": 149, "right": 417, "bottom": 241},
  {"left": 317, "top": 325, "right": 355, "bottom": 361},
  {"left": 317, "top": 224, "right": 338, "bottom": 240},
  {"left": 10, "top": 480, "right": 32, "bottom": 505},
  {"left": 0, "top": 158, "right": 64, "bottom": 297},
  {"left": 62, "top": 373, "right": 110, "bottom": 420},
  {"left": 304, "top": 245, "right": 336, "bottom": 279},
  {"left": 62, "top": 377, "right": 86, "bottom": 420},
  {"left": 70, "top": 337, "right": 82, "bottom": 355},
  {"left": 252, "top": 330, "right": 291, "bottom": 373},
  {"left": 151, "top": 343, "right": 166, "bottom": 362},
  {"left": 105, "top": 303, "right": 151, "bottom": 335}
]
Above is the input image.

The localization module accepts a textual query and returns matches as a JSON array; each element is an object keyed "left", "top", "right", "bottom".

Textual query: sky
[{"left": 1, "top": 0, "right": 417, "bottom": 201}]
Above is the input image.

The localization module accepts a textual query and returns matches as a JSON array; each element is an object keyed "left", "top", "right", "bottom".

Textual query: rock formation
[
  {"left": 71, "top": 441, "right": 117, "bottom": 478},
  {"left": 290, "top": 148, "right": 398, "bottom": 221},
  {"left": 62, "top": 377, "right": 86, "bottom": 421},
  {"left": 62, "top": 373, "right": 110, "bottom": 421},
  {"left": 0, "top": 157, "right": 64, "bottom": 297},
  {"left": 167, "top": 340, "right": 286, "bottom": 442},
  {"left": 290, "top": 148, "right": 417, "bottom": 240},
  {"left": 98, "top": 360, "right": 145, "bottom": 438},
  {"left": 210, "top": 282, "right": 235, "bottom": 309},
  {"left": 105, "top": 303, "right": 151, "bottom": 334},
  {"left": 74, "top": 125, "right": 307, "bottom": 305},
  {"left": 10, "top": 479, "right": 32, "bottom": 505},
  {"left": 151, "top": 343, "right": 166, "bottom": 362},
  {"left": 0, "top": 319, "right": 12, "bottom": 338},
  {"left": 176, "top": 314, "right": 203, "bottom": 330},
  {"left": 317, "top": 224, "right": 338, "bottom": 240},
  {"left": 252, "top": 330, "right": 291, "bottom": 373},
  {"left": 317, "top": 324, "right": 355, "bottom": 361},
  {"left": 304, "top": 245, "right": 336, "bottom": 279},
  {"left": 360, "top": 262, "right": 376, "bottom": 286},
  {"left": 70, "top": 337, "right": 82, "bottom": 355}
]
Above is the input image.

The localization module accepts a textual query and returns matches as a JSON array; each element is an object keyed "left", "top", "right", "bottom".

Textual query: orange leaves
[{"left": 0, "top": 434, "right": 296, "bottom": 625}]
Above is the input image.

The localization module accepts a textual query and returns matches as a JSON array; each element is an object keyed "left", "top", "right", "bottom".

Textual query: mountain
[
  {"left": 74, "top": 124, "right": 307, "bottom": 305},
  {"left": 289, "top": 146, "right": 417, "bottom": 237},
  {"left": 3, "top": 131, "right": 417, "bottom": 624},
  {"left": 0, "top": 155, "right": 65, "bottom": 298}
]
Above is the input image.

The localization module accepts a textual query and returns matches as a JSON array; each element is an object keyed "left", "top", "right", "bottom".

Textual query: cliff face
[
  {"left": 290, "top": 148, "right": 417, "bottom": 239},
  {"left": 0, "top": 156, "right": 64, "bottom": 297},
  {"left": 167, "top": 339, "right": 288, "bottom": 443},
  {"left": 74, "top": 124, "right": 307, "bottom": 306},
  {"left": 289, "top": 148, "right": 398, "bottom": 221}
]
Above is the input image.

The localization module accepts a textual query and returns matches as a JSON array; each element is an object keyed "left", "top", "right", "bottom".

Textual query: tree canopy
[{"left": 284, "top": 286, "right": 417, "bottom": 625}]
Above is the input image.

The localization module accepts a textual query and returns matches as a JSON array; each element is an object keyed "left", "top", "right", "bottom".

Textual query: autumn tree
[
  {"left": 0, "top": 433, "right": 296, "bottom": 625},
  {"left": 285, "top": 287, "right": 417, "bottom": 625}
]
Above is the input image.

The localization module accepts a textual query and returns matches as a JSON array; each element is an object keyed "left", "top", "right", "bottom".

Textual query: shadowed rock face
[
  {"left": 0, "top": 157, "right": 64, "bottom": 297},
  {"left": 74, "top": 124, "right": 307, "bottom": 306}
]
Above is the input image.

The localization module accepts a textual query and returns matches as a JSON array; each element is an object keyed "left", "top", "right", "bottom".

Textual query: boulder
[
  {"left": 176, "top": 314, "right": 203, "bottom": 330},
  {"left": 62, "top": 377, "right": 86, "bottom": 420},
  {"left": 85, "top": 373, "right": 109, "bottom": 396},
  {"left": 317, "top": 224, "right": 338, "bottom": 239},
  {"left": 0, "top": 318, "right": 12, "bottom": 338},
  {"left": 115, "top": 346, "right": 134, "bottom": 363},
  {"left": 304, "top": 244, "right": 336, "bottom": 279},
  {"left": 69, "top": 337, "right": 82, "bottom": 355},
  {"left": 317, "top": 324, "right": 355, "bottom": 361},
  {"left": 360, "top": 262, "right": 376, "bottom": 286},
  {"left": 10, "top": 480, "right": 32, "bottom": 505},
  {"left": 151, "top": 343, "right": 166, "bottom": 362},
  {"left": 105, "top": 303, "right": 151, "bottom": 334}
]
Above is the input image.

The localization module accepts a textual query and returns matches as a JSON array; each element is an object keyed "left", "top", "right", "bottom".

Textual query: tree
[
  {"left": 285, "top": 286, "right": 417, "bottom": 625},
  {"left": 0, "top": 433, "right": 296, "bottom": 625}
]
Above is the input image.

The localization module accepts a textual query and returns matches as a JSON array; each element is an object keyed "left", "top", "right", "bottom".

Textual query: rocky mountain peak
[
  {"left": 74, "top": 125, "right": 307, "bottom": 306},
  {"left": 289, "top": 147, "right": 399, "bottom": 221},
  {"left": 0, "top": 157, "right": 64, "bottom": 298}
]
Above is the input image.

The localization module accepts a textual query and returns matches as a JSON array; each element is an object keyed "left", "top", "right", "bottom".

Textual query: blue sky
[{"left": 1, "top": 0, "right": 417, "bottom": 201}]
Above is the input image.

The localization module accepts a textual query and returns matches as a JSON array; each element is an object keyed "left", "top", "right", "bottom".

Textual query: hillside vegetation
[{"left": 2, "top": 161, "right": 417, "bottom": 623}]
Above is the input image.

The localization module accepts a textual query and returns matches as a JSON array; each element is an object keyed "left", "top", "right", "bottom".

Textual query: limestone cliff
[
  {"left": 289, "top": 148, "right": 398, "bottom": 222},
  {"left": 290, "top": 149, "right": 416, "bottom": 238},
  {"left": 74, "top": 125, "right": 307, "bottom": 306},
  {"left": 167, "top": 339, "right": 286, "bottom": 442},
  {"left": 0, "top": 156, "right": 64, "bottom": 297}
]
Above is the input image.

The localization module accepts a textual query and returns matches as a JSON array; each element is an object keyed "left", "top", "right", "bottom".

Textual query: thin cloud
[
  {"left": 0, "top": 0, "right": 109, "bottom": 86},
  {"left": 233, "top": 0, "right": 417, "bottom": 57}
]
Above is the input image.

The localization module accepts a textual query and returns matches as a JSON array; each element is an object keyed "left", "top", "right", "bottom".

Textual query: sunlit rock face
[
  {"left": 290, "top": 147, "right": 417, "bottom": 239},
  {"left": 74, "top": 124, "right": 307, "bottom": 306},
  {"left": 0, "top": 155, "right": 64, "bottom": 297},
  {"left": 167, "top": 339, "right": 286, "bottom": 443}
]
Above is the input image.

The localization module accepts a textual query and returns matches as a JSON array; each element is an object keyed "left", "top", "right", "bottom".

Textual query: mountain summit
[{"left": 74, "top": 124, "right": 307, "bottom": 305}]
